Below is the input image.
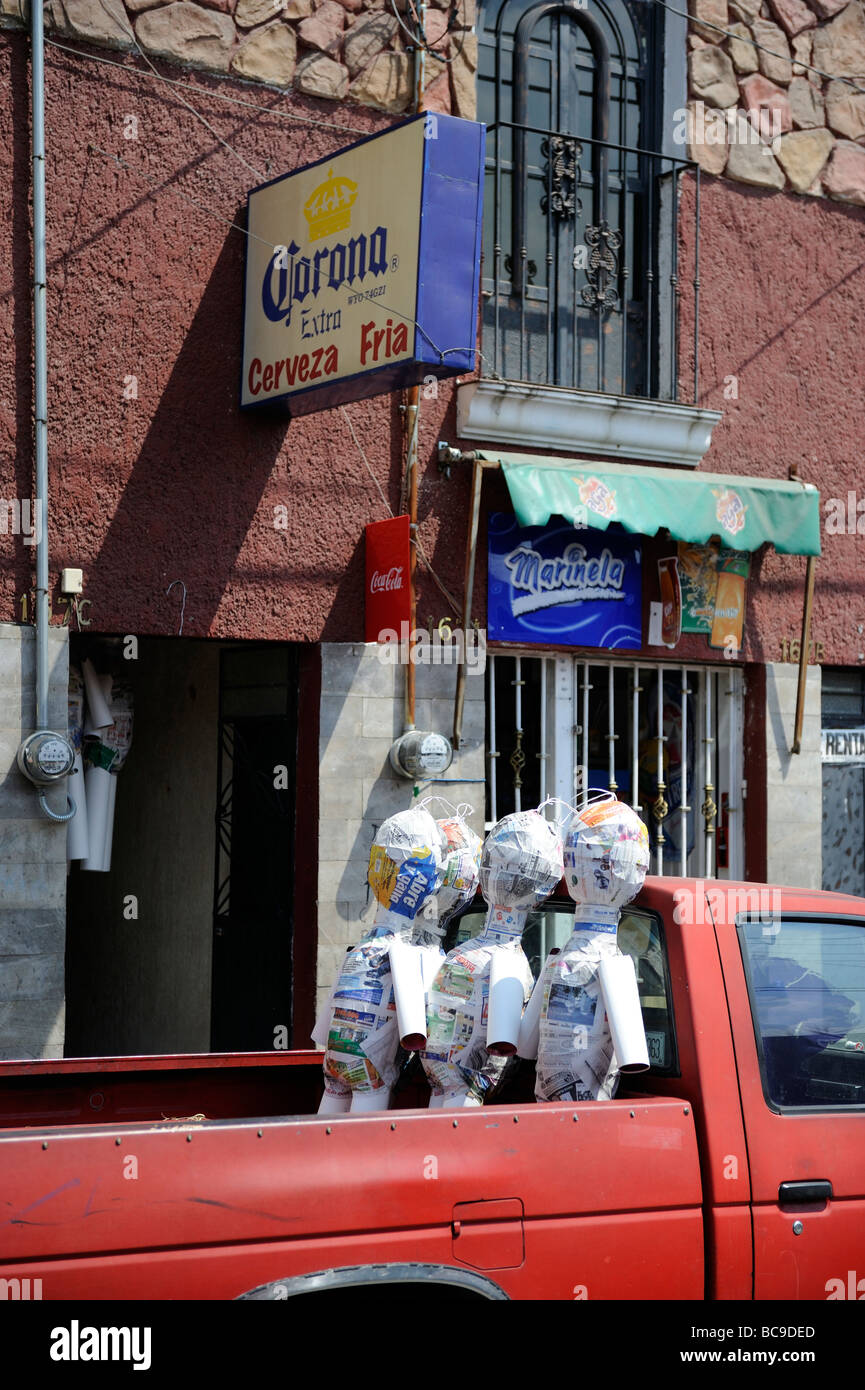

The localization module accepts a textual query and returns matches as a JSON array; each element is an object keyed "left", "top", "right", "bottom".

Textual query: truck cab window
[{"left": 739, "top": 918, "right": 865, "bottom": 1109}]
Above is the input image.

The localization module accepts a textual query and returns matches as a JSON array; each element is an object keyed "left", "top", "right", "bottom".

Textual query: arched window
[{"left": 478, "top": 0, "right": 678, "bottom": 399}]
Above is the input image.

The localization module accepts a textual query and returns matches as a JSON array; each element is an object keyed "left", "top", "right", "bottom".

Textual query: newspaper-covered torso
[
  {"left": 535, "top": 907, "right": 623, "bottom": 1102},
  {"left": 421, "top": 909, "right": 534, "bottom": 1106}
]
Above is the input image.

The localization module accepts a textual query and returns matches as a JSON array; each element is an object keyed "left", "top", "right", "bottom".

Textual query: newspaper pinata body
[
  {"left": 317, "top": 805, "right": 445, "bottom": 1113},
  {"left": 421, "top": 809, "right": 563, "bottom": 1108},
  {"left": 529, "top": 798, "right": 650, "bottom": 1102}
]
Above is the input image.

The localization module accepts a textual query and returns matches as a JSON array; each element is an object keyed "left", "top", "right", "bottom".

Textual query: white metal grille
[{"left": 487, "top": 653, "right": 744, "bottom": 879}]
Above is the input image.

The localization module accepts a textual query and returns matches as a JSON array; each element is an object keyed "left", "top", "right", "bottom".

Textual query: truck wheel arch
[{"left": 235, "top": 1263, "right": 509, "bottom": 1301}]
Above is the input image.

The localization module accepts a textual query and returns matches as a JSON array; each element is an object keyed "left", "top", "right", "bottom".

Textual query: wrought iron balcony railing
[{"left": 480, "top": 121, "right": 701, "bottom": 404}]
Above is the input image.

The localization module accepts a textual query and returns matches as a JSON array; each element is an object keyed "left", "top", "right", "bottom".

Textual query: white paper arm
[
  {"left": 310, "top": 989, "right": 335, "bottom": 1048},
  {"left": 487, "top": 950, "right": 526, "bottom": 1056},
  {"left": 389, "top": 940, "right": 428, "bottom": 1050},
  {"left": 598, "top": 953, "right": 650, "bottom": 1073}
]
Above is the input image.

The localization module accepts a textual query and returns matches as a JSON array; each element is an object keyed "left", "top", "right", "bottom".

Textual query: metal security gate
[{"left": 487, "top": 653, "right": 744, "bottom": 879}]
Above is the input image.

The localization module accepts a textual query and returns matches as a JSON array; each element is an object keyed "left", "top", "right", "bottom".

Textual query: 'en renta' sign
[{"left": 241, "top": 114, "right": 485, "bottom": 416}]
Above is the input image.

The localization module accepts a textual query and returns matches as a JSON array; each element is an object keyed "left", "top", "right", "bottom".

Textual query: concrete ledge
[{"left": 457, "top": 379, "right": 722, "bottom": 467}]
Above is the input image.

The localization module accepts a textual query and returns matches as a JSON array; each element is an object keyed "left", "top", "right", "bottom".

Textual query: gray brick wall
[
  {"left": 0, "top": 623, "right": 69, "bottom": 1059},
  {"left": 315, "top": 642, "right": 486, "bottom": 1024}
]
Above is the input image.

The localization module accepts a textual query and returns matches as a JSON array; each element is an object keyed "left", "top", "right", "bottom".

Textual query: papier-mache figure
[
  {"left": 314, "top": 804, "right": 445, "bottom": 1114},
  {"left": 522, "top": 796, "right": 651, "bottom": 1102},
  {"left": 421, "top": 808, "right": 564, "bottom": 1108},
  {"left": 389, "top": 805, "right": 483, "bottom": 1053}
]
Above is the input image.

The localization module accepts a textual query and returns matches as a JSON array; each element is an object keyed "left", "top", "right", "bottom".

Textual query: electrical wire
[
  {"left": 388, "top": 0, "right": 474, "bottom": 68},
  {"left": 131, "top": 38, "right": 267, "bottom": 181},
  {"left": 87, "top": 144, "right": 278, "bottom": 250},
  {"left": 651, "top": 0, "right": 865, "bottom": 100}
]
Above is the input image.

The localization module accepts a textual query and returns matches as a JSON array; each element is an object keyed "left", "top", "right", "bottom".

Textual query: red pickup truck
[{"left": 1, "top": 877, "right": 863, "bottom": 1302}]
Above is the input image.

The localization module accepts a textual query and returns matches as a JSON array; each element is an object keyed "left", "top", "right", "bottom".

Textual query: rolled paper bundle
[
  {"left": 598, "top": 953, "right": 650, "bottom": 1073},
  {"left": 102, "top": 771, "right": 118, "bottom": 874},
  {"left": 82, "top": 660, "right": 113, "bottom": 732},
  {"left": 82, "top": 763, "right": 111, "bottom": 872},
  {"left": 101, "top": 677, "right": 134, "bottom": 771},
  {"left": 488, "top": 948, "right": 527, "bottom": 1056},
  {"left": 389, "top": 937, "right": 428, "bottom": 1050},
  {"left": 66, "top": 750, "right": 90, "bottom": 862}
]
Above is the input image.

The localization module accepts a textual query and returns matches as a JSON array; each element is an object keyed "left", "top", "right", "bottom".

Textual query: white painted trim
[{"left": 456, "top": 379, "right": 722, "bottom": 469}]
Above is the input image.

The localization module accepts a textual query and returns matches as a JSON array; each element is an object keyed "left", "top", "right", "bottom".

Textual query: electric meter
[
  {"left": 17, "top": 730, "right": 75, "bottom": 786},
  {"left": 389, "top": 730, "right": 453, "bottom": 780}
]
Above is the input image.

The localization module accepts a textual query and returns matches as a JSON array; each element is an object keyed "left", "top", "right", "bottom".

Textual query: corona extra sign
[{"left": 241, "top": 114, "right": 485, "bottom": 415}]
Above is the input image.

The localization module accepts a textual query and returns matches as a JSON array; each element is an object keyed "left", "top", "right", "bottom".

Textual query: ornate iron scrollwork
[
  {"left": 702, "top": 788, "right": 717, "bottom": 836},
  {"left": 503, "top": 253, "right": 538, "bottom": 285},
  {"left": 581, "top": 221, "right": 622, "bottom": 310},
  {"left": 510, "top": 728, "right": 526, "bottom": 790},
  {"left": 540, "top": 135, "right": 582, "bottom": 221}
]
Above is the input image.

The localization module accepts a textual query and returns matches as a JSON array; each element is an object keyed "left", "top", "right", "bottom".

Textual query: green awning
[{"left": 489, "top": 453, "right": 821, "bottom": 557}]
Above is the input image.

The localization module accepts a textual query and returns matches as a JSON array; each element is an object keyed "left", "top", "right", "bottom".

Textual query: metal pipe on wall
[
  {"left": 32, "top": 0, "right": 49, "bottom": 733},
  {"left": 791, "top": 555, "right": 817, "bottom": 755},
  {"left": 403, "top": 388, "right": 419, "bottom": 731},
  {"left": 401, "top": 6, "right": 427, "bottom": 734}
]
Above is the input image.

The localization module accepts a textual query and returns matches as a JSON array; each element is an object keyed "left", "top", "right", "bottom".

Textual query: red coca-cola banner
[{"left": 365, "top": 515, "right": 411, "bottom": 642}]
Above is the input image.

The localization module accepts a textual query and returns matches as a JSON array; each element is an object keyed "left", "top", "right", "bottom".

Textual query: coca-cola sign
[
  {"left": 370, "top": 566, "right": 404, "bottom": 595},
  {"left": 366, "top": 516, "right": 410, "bottom": 642}
]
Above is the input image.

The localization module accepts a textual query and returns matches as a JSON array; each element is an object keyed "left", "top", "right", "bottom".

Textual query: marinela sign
[
  {"left": 488, "top": 513, "right": 643, "bottom": 649},
  {"left": 241, "top": 114, "right": 485, "bottom": 415}
]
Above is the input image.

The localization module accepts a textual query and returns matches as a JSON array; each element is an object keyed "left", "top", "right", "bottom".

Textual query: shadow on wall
[{"left": 87, "top": 224, "right": 290, "bottom": 637}]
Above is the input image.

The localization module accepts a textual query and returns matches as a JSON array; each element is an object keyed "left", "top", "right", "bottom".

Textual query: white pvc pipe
[
  {"left": 514, "top": 655, "right": 522, "bottom": 812},
  {"left": 581, "top": 662, "right": 589, "bottom": 802},
  {"left": 680, "top": 667, "right": 689, "bottom": 876},
  {"left": 656, "top": 665, "right": 664, "bottom": 875},
  {"left": 487, "top": 950, "right": 525, "bottom": 1055},
  {"left": 608, "top": 664, "right": 617, "bottom": 794},
  {"left": 66, "top": 750, "right": 89, "bottom": 861},
  {"left": 599, "top": 954, "right": 649, "bottom": 1072},
  {"left": 489, "top": 653, "right": 497, "bottom": 826},
  {"left": 631, "top": 668, "right": 640, "bottom": 813}
]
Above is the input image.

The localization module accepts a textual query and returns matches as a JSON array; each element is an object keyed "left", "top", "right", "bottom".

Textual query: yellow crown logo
[{"left": 303, "top": 168, "right": 359, "bottom": 241}]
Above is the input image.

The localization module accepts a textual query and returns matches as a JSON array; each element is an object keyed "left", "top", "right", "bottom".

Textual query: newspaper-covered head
[
  {"left": 564, "top": 799, "right": 650, "bottom": 910},
  {"left": 434, "top": 814, "right": 483, "bottom": 930},
  {"left": 480, "top": 809, "right": 564, "bottom": 912},
  {"left": 367, "top": 804, "right": 446, "bottom": 921}
]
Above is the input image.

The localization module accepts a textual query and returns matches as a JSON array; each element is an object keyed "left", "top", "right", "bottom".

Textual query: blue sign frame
[{"left": 487, "top": 513, "right": 642, "bottom": 649}]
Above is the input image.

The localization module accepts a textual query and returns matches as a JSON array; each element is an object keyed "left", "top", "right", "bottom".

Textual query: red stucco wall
[
  {"left": 0, "top": 34, "right": 469, "bottom": 642},
  {"left": 2, "top": 34, "right": 864, "bottom": 662},
  {"left": 677, "top": 173, "right": 865, "bottom": 668}
]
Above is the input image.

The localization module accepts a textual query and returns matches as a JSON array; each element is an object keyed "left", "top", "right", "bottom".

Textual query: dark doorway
[{"left": 211, "top": 646, "right": 298, "bottom": 1052}]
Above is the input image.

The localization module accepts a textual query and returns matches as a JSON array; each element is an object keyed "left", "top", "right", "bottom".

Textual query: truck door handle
[{"left": 778, "top": 1180, "right": 833, "bottom": 1206}]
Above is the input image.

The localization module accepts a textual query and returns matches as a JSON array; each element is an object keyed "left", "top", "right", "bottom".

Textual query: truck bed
[{"left": 0, "top": 1061, "right": 703, "bottom": 1300}]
